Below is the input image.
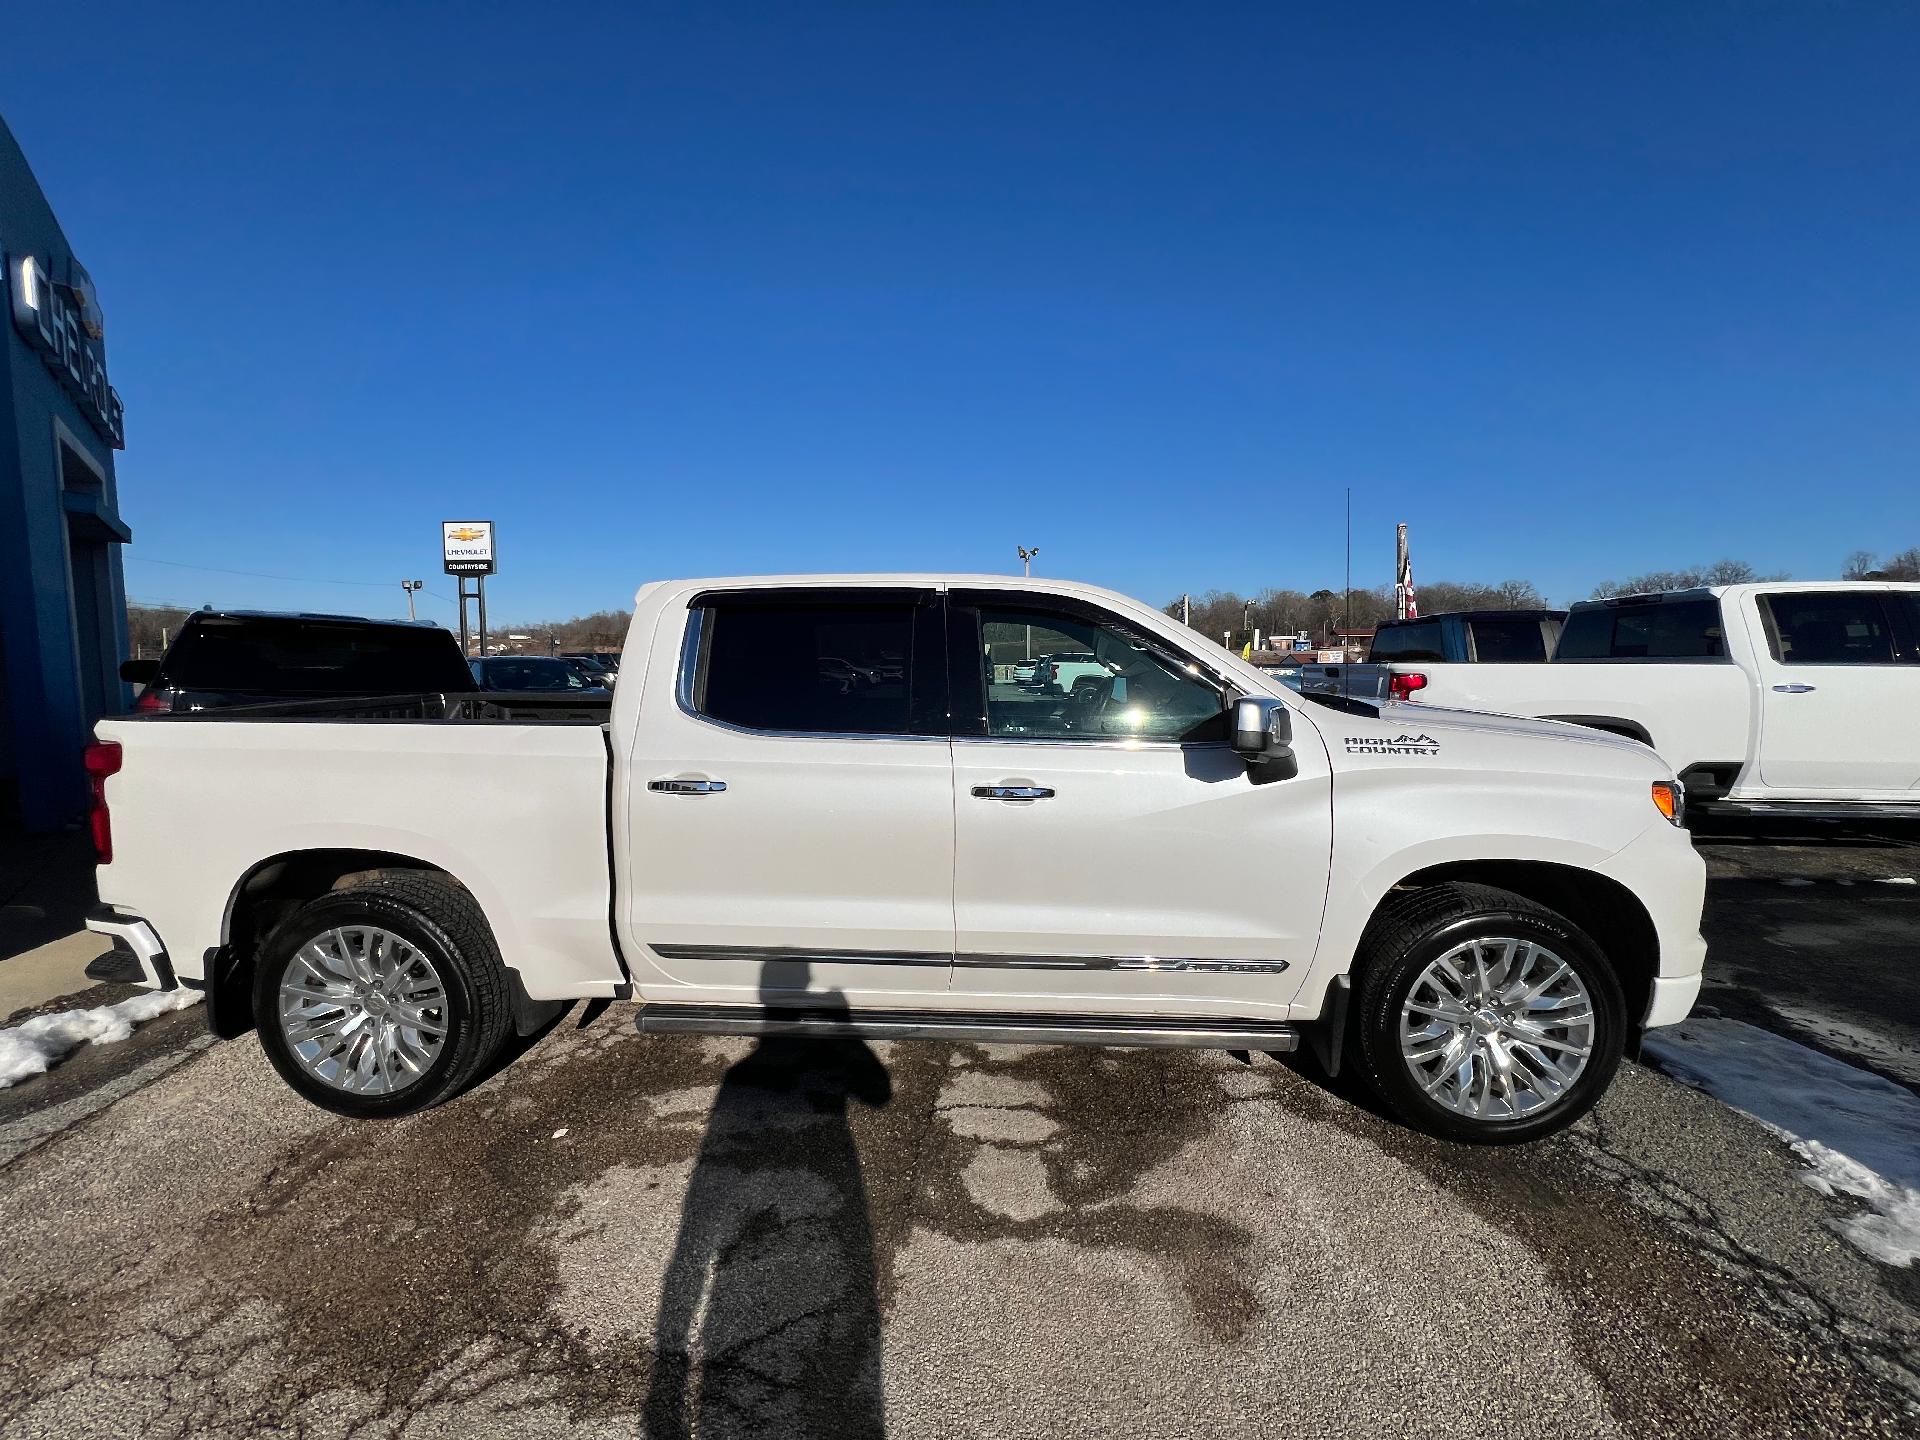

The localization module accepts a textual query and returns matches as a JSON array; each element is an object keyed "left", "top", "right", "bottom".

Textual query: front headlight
[{"left": 1650, "top": 780, "right": 1684, "bottom": 827}]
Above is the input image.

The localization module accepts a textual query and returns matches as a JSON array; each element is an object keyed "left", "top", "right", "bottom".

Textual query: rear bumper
[{"left": 84, "top": 905, "right": 177, "bottom": 992}]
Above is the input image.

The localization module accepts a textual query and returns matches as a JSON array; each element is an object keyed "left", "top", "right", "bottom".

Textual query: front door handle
[
  {"left": 971, "top": 785, "right": 1055, "bottom": 801},
  {"left": 649, "top": 778, "right": 728, "bottom": 795},
  {"left": 1771, "top": 684, "right": 1817, "bottom": 694}
]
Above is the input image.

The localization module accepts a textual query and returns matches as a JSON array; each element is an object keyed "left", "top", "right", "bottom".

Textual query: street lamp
[
  {"left": 400, "top": 578, "right": 423, "bottom": 621},
  {"left": 1016, "top": 546, "right": 1039, "bottom": 660}
]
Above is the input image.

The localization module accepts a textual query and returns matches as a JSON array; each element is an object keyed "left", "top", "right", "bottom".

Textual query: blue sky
[{"left": 5, "top": 2, "right": 1916, "bottom": 623}]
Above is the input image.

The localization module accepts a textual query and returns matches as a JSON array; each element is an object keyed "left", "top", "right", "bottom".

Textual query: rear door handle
[
  {"left": 649, "top": 778, "right": 728, "bottom": 795},
  {"left": 1771, "top": 684, "right": 1817, "bottom": 694},
  {"left": 972, "top": 785, "right": 1055, "bottom": 801}
]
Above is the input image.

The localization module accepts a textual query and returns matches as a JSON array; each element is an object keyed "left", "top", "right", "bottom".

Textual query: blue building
[{"left": 0, "top": 115, "right": 131, "bottom": 832}]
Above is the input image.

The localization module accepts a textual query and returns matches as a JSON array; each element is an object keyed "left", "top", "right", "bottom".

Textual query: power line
[
  {"left": 128, "top": 555, "right": 398, "bottom": 589},
  {"left": 123, "top": 556, "right": 455, "bottom": 608}
]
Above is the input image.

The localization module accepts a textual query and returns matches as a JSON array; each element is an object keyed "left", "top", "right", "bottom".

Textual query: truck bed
[{"left": 94, "top": 701, "right": 625, "bottom": 1000}]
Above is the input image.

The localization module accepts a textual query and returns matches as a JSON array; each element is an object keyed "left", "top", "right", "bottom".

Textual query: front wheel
[
  {"left": 253, "top": 874, "right": 512, "bottom": 1118},
  {"left": 1350, "top": 882, "right": 1625, "bottom": 1144}
]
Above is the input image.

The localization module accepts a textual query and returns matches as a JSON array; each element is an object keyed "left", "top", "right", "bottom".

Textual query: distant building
[{"left": 1, "top": 115, "right": 131, "bottom": 830}]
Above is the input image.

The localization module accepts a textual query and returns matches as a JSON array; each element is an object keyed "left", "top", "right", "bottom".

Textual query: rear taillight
[
  {"left": 132, "top": 690, "right": 167, "bottom": 713},
  {"left": 83, "top": 740, "right": 122, "bottom": 864},
  {"left": 1048, "top": 663, "right": 1060, "bottom": 681},
  {"left": 1388, "top": 672, "right": 1428, "bottom": 702}
]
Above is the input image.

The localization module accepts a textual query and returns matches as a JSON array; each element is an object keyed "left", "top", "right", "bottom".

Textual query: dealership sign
[
  {"left": 9, "top": 252, "right": 124, "bottom": 449},
  {"left": 443, "top": 520, "right": 497, "bottom": 575}
]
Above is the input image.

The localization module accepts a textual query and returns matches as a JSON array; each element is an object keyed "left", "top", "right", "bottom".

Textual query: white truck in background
[
  {"left": 1351, "top": 583, "right": 1920, "bottom": 818},
  {"left": 83, "top": 574, "right": 1706, "bottom": 1145}
]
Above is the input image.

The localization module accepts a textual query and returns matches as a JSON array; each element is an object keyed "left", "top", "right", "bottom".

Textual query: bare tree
[
  {"left": 1590, "top": 559, "right": 1786, "bottom": 598},
  {"left": 1843, "top": 547, "right": 1920, "bottom": 581}
]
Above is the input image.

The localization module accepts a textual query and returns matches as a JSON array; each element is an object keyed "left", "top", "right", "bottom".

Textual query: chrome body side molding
[
  {"left": 647, "top": 942, "right": 1290, "bottom": 974},
  {"left": 649, "top": 943, "right": 951, "bottom": 968}
]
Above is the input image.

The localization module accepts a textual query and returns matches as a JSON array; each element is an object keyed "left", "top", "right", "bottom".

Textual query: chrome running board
[
  {"left": 1708, "top": 800, "right": 1920, "bottom": 819},
  {"left": 636, "top": 1005, "right": 1298, "bottom": 1052}
]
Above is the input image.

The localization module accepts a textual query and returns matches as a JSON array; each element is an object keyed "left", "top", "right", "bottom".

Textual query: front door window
[{"left": 970, "top": 604, "right": 1226, "bottom": 743}]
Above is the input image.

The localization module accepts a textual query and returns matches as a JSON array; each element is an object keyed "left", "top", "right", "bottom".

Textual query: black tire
[
  {"left": 253, "top": 873, "right": 512, "bottom": 1118},
  {"left": 1350, "top": 882, "right": 1625, "bottom": 1145}
]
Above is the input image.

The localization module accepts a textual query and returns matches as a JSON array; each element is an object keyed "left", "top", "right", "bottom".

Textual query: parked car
[
  {"left": 562, "top": 650, "right": 621, "bottom": 674},
  {"left": 119, "top": 611, "right": 476, "bottom": 713},
  {"left": 559, "top": 654, "right": 617, "bottom": 687},
  {"left": 470, "top": 655, "right": 610, "bottom": 695},
  {"left": 1298, "top": 610, "right": 1566, "bottom": 704},
  {"left": 1351, "top": 583, "right": 1920, "bottom": 817},
  {"left": 1010, "top": 658, "right": 1040, "bottom": 685},
  {"left": 86, "top": 573, "right": 1703, "bottom": 1145},
  {"left": 1037, "top": 651, "right": 1112, "bottom": 694}
]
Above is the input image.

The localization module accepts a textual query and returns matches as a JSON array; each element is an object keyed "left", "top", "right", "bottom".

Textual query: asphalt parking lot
[{"left": 2, "top": 830, "right": 1917, "bottom": 1439}]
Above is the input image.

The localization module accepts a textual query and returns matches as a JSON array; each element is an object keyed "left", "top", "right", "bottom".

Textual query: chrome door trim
[
  {"left": 649, "top": 943, "right": 952, "bottom": 968},
  {"left": 648, "top": 943, "right": 1289, "bottom": 974},
  {"left": 954, "top": 953, "right": 1290, "bottom": 974},
  {"left": 647, "top": 778, "right": 728, "bottom": 795}
]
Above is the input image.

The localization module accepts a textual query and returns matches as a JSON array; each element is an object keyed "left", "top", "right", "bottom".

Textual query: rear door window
[
  {"left": 688, "top": 591, "right": 940, "bottom": 735},
  {"left": 1556, "top": 599, "right": 1727, "bottom": 660},
  {"left": 1759, "top": 591, "right": 1899, "bottom": 665},
  {"left": 1467, "top": 618, "right": 1548, "bottom": 663}
]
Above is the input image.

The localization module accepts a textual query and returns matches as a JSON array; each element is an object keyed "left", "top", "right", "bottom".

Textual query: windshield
[
  {"left": 161, "top": 617, "right": 475, "bottom": 694},
  {"left": 478, "top": 658, "right": 590, "bottom": 691}
]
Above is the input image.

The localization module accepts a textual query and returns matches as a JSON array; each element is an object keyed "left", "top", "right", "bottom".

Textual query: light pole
[
  {"left": 1016, "top": 545, "right": 1039, "bottom": 660},
  {"left": 400, "top": 579, "right": 423, "bottom": 621}
]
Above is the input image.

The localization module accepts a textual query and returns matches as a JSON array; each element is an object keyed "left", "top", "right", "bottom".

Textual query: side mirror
[
  {"left": 1231, "top": 695, "right": 1293, "bottom": 764},
  {"left": 120, "top": 659, "right": 159, "bottom": 685}
]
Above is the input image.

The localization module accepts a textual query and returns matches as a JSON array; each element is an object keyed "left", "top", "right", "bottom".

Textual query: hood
[
  {"left": 1304, "top": 698, "right": 1671, "bottom": 782},
  {"left": 1384, "top": 704, "right": 1653, "bottom": 756}
]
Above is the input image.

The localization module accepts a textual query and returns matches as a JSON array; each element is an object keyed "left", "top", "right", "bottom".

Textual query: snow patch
[
  {"left": 1792, "top": 1140, "right": 1920, "bottom": 1268},
  {"left": 1643, "top": 1016, "right": 1920, "bottom": 1268},
  {"left": 0, "top": 988, "right": 203, "bottom": 1089}
]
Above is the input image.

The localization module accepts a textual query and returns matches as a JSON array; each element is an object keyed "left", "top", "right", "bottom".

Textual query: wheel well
[
  {"left": 1541, "top": 714, "right": 1654, "bottom": 747},
  {"left": 207, "top": 850, "right": 456, "bottom": 1038},
  {"left": 1378, "top": 860, "right": 1657, "bottom": 1029}
]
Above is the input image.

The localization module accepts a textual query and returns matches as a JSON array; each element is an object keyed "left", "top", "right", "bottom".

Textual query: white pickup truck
[
  {"left": 84, "top": 574, "right": 1706, "bottom": 1144},
  {"left": 1357, "top": 583, "right": 1920, "bottom": 817}
]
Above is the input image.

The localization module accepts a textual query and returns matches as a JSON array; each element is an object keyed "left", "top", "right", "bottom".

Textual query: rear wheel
[
  {"left": 253, "top": 874, "right": 512, "bottom": 1118},
  {"left": 1351, "top": 883, "right": 1625, "bottom": 1144}
]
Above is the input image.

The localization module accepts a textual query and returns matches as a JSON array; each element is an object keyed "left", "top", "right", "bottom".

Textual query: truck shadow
[{"left": 642, "top": 963, "right": 892, "bottom": 1439}]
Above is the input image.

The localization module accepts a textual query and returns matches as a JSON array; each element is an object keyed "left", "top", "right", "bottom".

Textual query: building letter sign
[{"left": 9, "top": 251, "right": 125, "bottom": 449}]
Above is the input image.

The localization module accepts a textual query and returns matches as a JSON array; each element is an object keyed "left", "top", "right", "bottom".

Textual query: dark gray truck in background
[{"left": 1297, "top": 609, "right": 1566, "bottom": 702}]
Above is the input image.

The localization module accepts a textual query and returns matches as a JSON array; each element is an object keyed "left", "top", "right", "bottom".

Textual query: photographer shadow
[{"left": 644, "top": 960, "right": 892, "bottom": 1438}]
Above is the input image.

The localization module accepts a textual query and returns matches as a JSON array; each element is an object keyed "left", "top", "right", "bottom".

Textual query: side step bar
[
  {"left": 637, "top": 1004, "right": 1298, "bottom": 1052},
  {"left": 1705, "top": 800, "right": 1920, "bottom": 820}
]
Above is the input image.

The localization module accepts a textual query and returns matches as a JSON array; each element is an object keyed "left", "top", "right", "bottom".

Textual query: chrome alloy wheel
[
  {"left": 277, "top": 926, "right": 449, "bottom": 1096},
  {"left": 1398, "top": 937, "right": 1595, "bottom": 1121}
]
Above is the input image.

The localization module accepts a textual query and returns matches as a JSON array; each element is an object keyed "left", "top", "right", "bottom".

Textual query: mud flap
[{"left": 1303, "top": 974, "right": 1351, "bottom": 1076}]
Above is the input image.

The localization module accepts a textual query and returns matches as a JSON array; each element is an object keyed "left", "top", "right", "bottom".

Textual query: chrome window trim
[
  {"left": 673, "top": 595, "right": 948, "bottom": 744},
  {"left": 951, "top": 734, "right": 1229, "bottom": 754}
]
